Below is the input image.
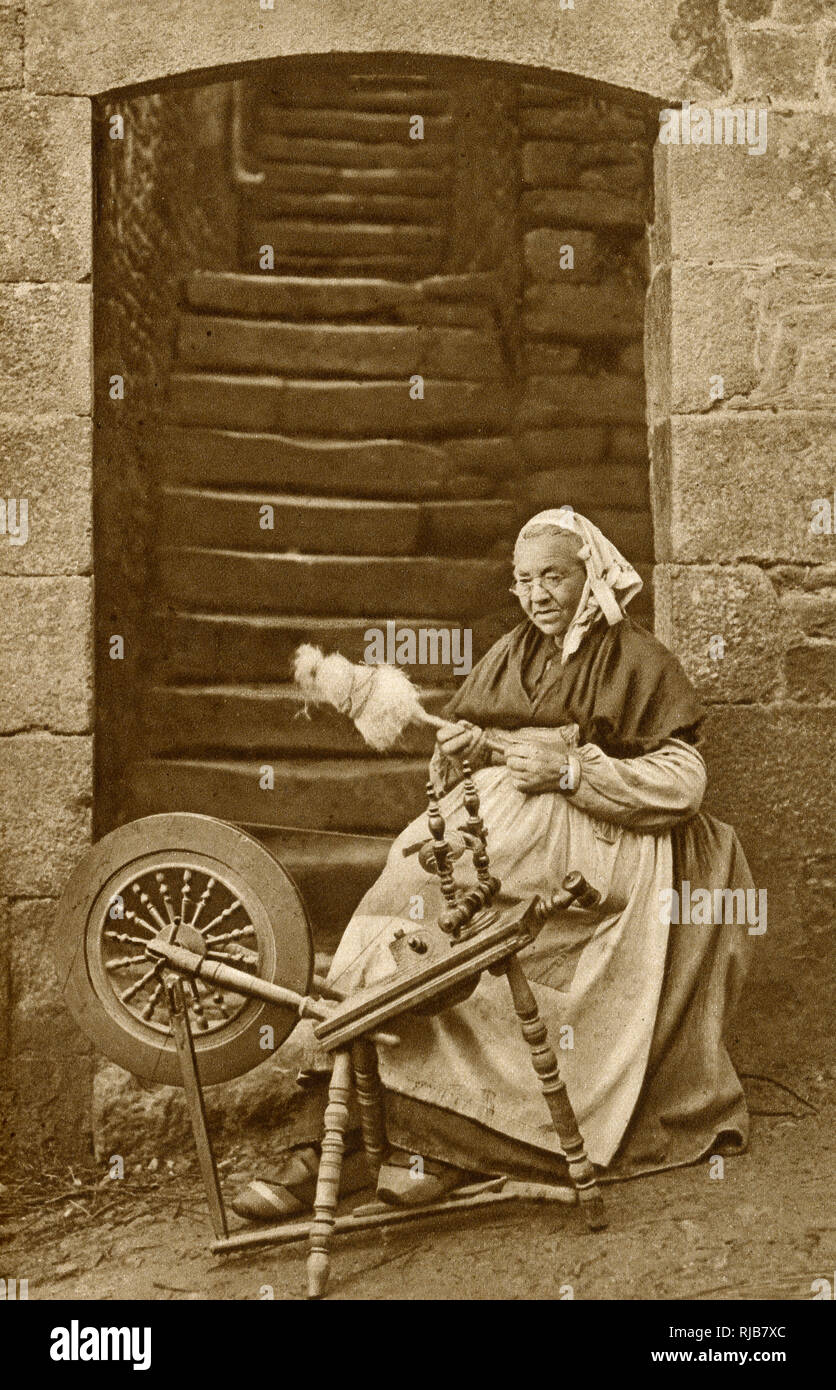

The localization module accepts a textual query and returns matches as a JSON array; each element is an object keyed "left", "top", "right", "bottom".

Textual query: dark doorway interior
[{"left": 93, "top": 54, "right": 657, "bottom": 945}]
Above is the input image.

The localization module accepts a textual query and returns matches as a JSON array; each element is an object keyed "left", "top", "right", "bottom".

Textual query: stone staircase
[
  {"left": 124, "top": 64, "right": 658, "bottom": 945},
  {"left": 141, "top": 266, "right": 518, "bottom": 942},
  {"left": 237, "top": 69, "right": 454, "bottom": 279}
]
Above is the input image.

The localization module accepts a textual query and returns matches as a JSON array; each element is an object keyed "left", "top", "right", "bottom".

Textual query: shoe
[
  {"left": 231, "top": 1146, "right": 370, "bottom": 1222},
  {"left": 375, "top": 1149, "right": 466, "bottom": 1208}
]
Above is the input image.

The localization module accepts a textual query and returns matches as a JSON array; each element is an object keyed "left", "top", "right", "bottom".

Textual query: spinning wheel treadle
[{"left": 55, "top": 813, "right": 313, "bottom": 1086}]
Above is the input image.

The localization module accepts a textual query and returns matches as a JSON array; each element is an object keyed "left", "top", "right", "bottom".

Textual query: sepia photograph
[{"left": 0, "top": 0, "right": 834, "bottom": 1352}]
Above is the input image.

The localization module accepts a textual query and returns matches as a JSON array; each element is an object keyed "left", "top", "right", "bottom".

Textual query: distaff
[{"left": 293, "top": 643, "right": 508, "bottom": 753}]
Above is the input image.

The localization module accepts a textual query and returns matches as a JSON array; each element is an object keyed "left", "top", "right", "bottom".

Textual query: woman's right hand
[{"left": 435, "top": 719, "right": 484, "bottom": 760}]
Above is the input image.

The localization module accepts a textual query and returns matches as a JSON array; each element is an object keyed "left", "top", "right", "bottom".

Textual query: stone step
[
  {"left": 186, "top": 270, "right": 417, "bottom": 318},
  {"left": 519, "top": 454, "right": 650, "bottom": 510},
  {"left": 255, "top": 80, "right": 449, "bottom": 115},
  {"left": 241, "top": 189, "right": 444, "bottom": 225},
  {"left": 252, "top": 827, "right": 392, "bottom": 950},
  {"left": 243, "top": 217, "right": 446, "bottom": 259},
  {"left": 523, "top": 280, "right": 645, "bottom": 338},
  {"left": 255, "top": 136, "right": 451, "bottom": 169},
  {"left": 521, "top": 142, "right": 647, "bottom": 191},
  {"left": 244, "top": 164, "right": 450, "bottom": 197},
  {"left": 256, "top": 108, "right": 453, "bottom": 143},
  {"left": 519, "top": 375, "right": 647, "bottom": 427},
  {"left": 154, "top": 426, "right": 499, "bottom": 500},
  {"left": 184, "top": 270, "right": 495, "bottom": 322},
  {"left": 168, "top": 375, "right": 513, "bottom": 437},
  {"left": 126, "top": 756, "right": 431, "bottom": 833},
  {"left": 521, "top": 144, "right": 577, "bottom": 188},
  {"left": 158, "top": 551, "right": 512, "bottom": 616},
  {"left": 519, "top": 105, "right": 649, "bottom": 141},
  {"left": 159, "top": 489, "right": 516, "bottom": 557},
  {"left": 518, "top": 425, "right": 608, "bottom": 468},
  {"left": 145, "top": 683, "right": 448, "bottom": 756},
  {"left": 521, "top": 189, "right": 648, "bottom": 231},
  {"left": 154, "top": 612, "right": 516, "bottom": 684},
  {"left": 237, "top": 251, "right": 439, "bottom": 280},
  {"left": 175, "top": 317, "right": 505, "bottom": 380}
]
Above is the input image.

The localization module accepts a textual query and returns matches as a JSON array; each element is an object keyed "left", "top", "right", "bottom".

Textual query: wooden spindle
[
  {"left": 351, "top": 1037, "right": 386, "bottom": 1185},
  {"left": 461, "top": 761, "right": 500, "bottom": 900},
  {"left": 502, "top": 956, "right": 606, "bottom": 1231},
  {"left": 425, "top": 780, "right": 457, "bottom": 907},
  {"left": 307, "top": 1049, "right": 353, "bottom": 1299}
]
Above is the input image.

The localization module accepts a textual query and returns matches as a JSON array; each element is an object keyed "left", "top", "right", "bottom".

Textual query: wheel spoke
[
  {"left": 97, "top": 861, "right": 265, "bottom": 1040},
  {"left": 189, "top": 876, "right": 216, "bottom": 930},
  {"left": 199, "top": 898, "right": 242, "bottom": 936},
  {"left": 124, "top": 909, "right": 156, "bottom": 935},
  {"left": 141, "top": 980, "right": 165, "bottom": 1021},
  {"left": 106, "top": 952, "right": 148, "bottom": 971},
  {"left": 179, "top": 869, "right": 192, "bottom": 928},
  {"left": 119, "top": 962, "right": 162, "bottom": 1003},
  {"left": 154, "top": 871, "right": 177, "bottom": 924},
  {"left": 204, "top": 925, "right": 256, "bottom": 948},
  {"left": 132, "top": 883, "right": 169, "bottom": 932},
  {"left": 105, "top": 930, "right": 154, "bottom": 949}
]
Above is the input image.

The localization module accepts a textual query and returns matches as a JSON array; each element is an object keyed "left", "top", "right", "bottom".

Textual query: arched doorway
[{"left": 93, "top": 53, "right": 659, "bottom": 948}]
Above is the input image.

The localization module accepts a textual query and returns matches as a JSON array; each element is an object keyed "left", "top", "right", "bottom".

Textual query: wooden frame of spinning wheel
[
  {"left": 55, "top": 810, "right": 607, "bottom": 1300},
  {"left": 142, "top": 887, "right": 606, "bottom": 1299}
]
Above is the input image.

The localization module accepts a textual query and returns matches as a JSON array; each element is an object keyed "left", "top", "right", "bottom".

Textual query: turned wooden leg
[
  {"left": 503, "top": 955, "right": 607, "bottom": 1231},
  {"left": 351, "top": 1037, "right": 387, "bottom": 1184},
  {"left": 307, "top": 1049, "right": 353, "bottom": 1299}
]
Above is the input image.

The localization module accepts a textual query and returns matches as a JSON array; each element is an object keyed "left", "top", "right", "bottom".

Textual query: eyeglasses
[{"left": 510, "top": 574, "right": 572, "bottom": 599}]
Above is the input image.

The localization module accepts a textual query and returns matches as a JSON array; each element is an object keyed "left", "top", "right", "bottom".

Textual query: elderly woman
[{"left": 233, "top": 508, "right": 753, "bottom": 1219}]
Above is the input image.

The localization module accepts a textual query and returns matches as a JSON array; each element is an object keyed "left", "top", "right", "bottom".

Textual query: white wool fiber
[
  {"left": 352, "top": 663, "right": 426, "bottom": 750},
  {"left": 292, "top": 644, "right": 428, "bottom": 751}
]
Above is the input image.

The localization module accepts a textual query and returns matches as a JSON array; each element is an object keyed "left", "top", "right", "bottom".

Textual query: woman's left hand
[{"left": 506, "top": 739, "right": 571, "bottom": 794}]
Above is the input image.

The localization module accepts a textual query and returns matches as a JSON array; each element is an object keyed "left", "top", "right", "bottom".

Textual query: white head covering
[{"left": 514, "top": 506, "right": 643, "bottom": 664}]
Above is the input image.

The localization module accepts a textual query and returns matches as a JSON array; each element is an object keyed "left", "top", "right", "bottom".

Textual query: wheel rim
[{"left": 55, "top": 814, "right": 313, "bottom": 1086}]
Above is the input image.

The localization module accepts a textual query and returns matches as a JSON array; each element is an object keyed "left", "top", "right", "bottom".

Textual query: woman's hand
[
  {"left": 435, "top": 719, "right": 484, "bottom": 761},
  {"left": 506, "top": 738, "right": 573, "bottom": 794}
]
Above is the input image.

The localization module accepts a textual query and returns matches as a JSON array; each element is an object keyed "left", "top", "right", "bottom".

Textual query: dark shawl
[{"left": 443, "top": 615, "right": 705, "bottom": 758}]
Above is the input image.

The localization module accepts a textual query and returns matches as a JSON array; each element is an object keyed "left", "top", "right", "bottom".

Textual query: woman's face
[{"left": 512, "top": 531, "right": 587, "bottom": 639}]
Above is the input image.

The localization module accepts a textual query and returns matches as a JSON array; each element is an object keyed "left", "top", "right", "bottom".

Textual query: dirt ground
[{"left": 2, "top": 1068, "right": 834, "bottom": 1302}]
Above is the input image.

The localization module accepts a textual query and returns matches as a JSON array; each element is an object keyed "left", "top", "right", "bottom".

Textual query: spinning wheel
[
  {"left": 54, "top": 785, "right": 606, "bottom": 1299},
  {"left": 55, "top": 813, "right": 313, "bottom": 1086}
]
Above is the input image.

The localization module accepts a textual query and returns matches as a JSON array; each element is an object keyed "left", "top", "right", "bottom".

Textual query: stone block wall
[
  {"left": 650, "top": 7, "right": 836, "bottom": 1069},
  {"left": 0, "top": 82, "right": 95, "bottom": 1162}
]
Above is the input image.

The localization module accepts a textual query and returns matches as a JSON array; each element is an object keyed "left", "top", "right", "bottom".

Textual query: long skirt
[{"left": 292, "top": 764, "right": 753, "bottom": 1179}]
